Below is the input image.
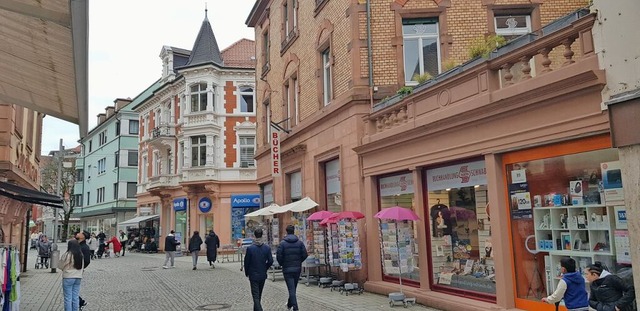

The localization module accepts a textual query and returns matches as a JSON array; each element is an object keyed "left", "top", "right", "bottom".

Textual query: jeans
[
  {"left": 63, "top": 278, "right": 81, "bottom": 311},
  {"left": 283, "top": 272, "right": 301, "bottom": 310},
  {"left": 164, "top": 252, "right": 175, "bottom": 267},
  {"left": 249, "top": 279, "right": 266, "bottom": 311},
  {"left": 191, "top": 250, "right": 199, "bottom": 267}
]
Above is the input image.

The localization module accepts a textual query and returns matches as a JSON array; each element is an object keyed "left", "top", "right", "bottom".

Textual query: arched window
[{"left": 190, "top": 83, "right": 208, "bottom": 112}]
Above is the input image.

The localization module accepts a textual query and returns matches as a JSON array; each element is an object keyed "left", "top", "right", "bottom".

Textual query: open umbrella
[
  {"left": 335, "top": 211, "right": 365, "bottom": 220},
  {"left": 307, "top": 210, "right": 333, "bottom": 221},
  {"left": 375, "top": 206, "right": 419, "bottom": 300},
  {"left": 319, "top": 213, "right": 340, "bottom": 226}
]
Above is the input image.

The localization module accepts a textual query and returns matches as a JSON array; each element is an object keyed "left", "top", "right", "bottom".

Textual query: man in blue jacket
[
  {"left": 244, "top": 229, "right": 273, "bottom": 311},
  {"left": 277, "top": 225, "right": 308, "bottom": 311}
]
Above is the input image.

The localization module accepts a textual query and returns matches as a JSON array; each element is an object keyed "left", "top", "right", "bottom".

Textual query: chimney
[
  {"left": 114, "top": 98, "right": 133, "bottom": 111},
  {"left": 97, "top": 113, "right": 106, "bottom": 124},
  {"left": 105, "top": 106, "right": 115, "bottom": 118}
]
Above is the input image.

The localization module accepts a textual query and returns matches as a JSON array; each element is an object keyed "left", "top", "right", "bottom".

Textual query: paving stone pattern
[{"left": 21, "top": 244, "right": 440, "bottom": 311}]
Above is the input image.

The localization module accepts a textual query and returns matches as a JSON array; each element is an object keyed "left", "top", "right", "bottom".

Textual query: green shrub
[
  {"left": 442, "top": 59, "right": 459, "bottom": 71},
  {"left": 396, "top": 86, "right": 413, "bottom": 96},
  {"left": 412, "top": 72, "right": 433, "bottom": 84},
  {"left": 468, "top": 35, "right": 506, "bottom": 58}
]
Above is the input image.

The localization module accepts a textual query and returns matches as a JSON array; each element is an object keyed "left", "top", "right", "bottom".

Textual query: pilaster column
[
  {"left": 206, "top": 135, "right": 215, "bottom": 167},
  {"left": 207, "top": 83, "right": 214, "bottom": 112}
]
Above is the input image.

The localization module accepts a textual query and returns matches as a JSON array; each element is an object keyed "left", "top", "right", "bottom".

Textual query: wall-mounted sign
[
  {"left": 379, "top": 173, "right": 414, "bottom": 197},
  {"left": 290, "top": 171, "right": 302, "bottom": 199},
  {"left": 198, "top": 197, "right": 212, "bottom": 213},
  {"left": 426, "top": 160, "right": 487, "bottom": 191},
  {"left": 173, "top": 198, "right": 187, "bottom": 212},
  {"left": 262, "top": 183, "right": 273, "bottom": 206},
  {"left": 231, "top": 194, "right": 261, "bottom": 208},
  {"left": 271, "top": 130, "right": 281, "bottom": 177}
]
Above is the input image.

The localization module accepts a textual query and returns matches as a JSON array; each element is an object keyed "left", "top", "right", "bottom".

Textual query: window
[
  {"left": 129, "top": 120, "right": 139, "bottom": 135},
  {"left": 143, "top": 116, "right": 149, "bottom": 137},
  {"left": 86, "top": 192, "right": 90, "bottom": 206},
  {"left": 153, "top": 151, "right": 160, "bottom": 176},
  {"left": 402, "top": 18, "right": 440, "bottom": 84},
  {"left": 97, "top": 158, "right": 106, "bottom": 174},
  {"left": 495, "top": 15, "right": 531, "bottom": 40},
  {"left": 262, "top": 30, "right": 270, "bottom": 75},
  {"left": 76, "top": 169, "right": 83, "bottom": 182},
  {"left": 239, "top": 86, "right": 255, "bottom": 113},
  {"left": 191, "top": 136, "right": 207, "bottom": 167},
  {"left": 126, "top": 182, "right": 137, "bottom": 198},
  {"left": 322, "top": 48, "right": 332, "bottom": 106},
  {"left": 114, "top": 151, "right": 119, "bottom": 167},
  {"left": 166, "top": 148, "right": 173, "bottom": 175},
  {"left": 282, "top": 0, "right": 298, "bottom": 50},
  {"left": 89, "top": 140, "right": 92, "bottom": 152},
  {"left": 141, "top": 156, "right": 148, "bottom": 183},
  {"left": 285, "top": 77, "right": 299, "bottom": 128},
  {"left": 324, "top": 159, "right": 341, "bottom": 212},
  {"left": 128, "top": 150, "right": 138, "bottom": 166},
  {"left": 115, "top": 121, "right": 120, "bottom": 136},
  {"left": 98, "top": 131, "right": 107, "bottom": 145},
  {"left": 113, "top": 183, "right": 119, "bottom": 200},
  {"left": 190, "top": 83, "right": 208, "bottom": 112},
  {"left": 73, "top": 194, "right": 83, "bottom": 207},
  {"left": 263, "top": 101, "right": 272, "bottom": 146},
  {"left": 97, "top": 187, "right": 105, "bottom": 203},
  {"left": 239, "top": 136, "right": 255, "bottom": 168}
]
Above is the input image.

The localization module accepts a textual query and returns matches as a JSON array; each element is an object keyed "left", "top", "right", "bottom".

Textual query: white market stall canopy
[
  {"left": 279, "top": 197, "right": 318, "bottom": 213},
  {"left": 120, "top": 215, "right": 159, "bottom": 226},
  {"left": 244, "top": 203, "right": 288, "bottom": 218},
  {"left": 0, "top": 0, "right": 89, "bottom": 137}
]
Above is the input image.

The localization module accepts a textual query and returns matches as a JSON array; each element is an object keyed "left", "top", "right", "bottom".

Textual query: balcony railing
[
  {"left": 366, "top": 10, "right": 597, "bottom": 138},
  {"left": 280, "top": 27, "right": 298, "bottom": 53},
  {"left": 261, "top": 62, "right": 270, "bottom": 77},
  {"left": 152, "top": 125, "right": 174, "bottom": 138},
  {"left": 147, "top": 174, "right": 180, "bottom": 189}
]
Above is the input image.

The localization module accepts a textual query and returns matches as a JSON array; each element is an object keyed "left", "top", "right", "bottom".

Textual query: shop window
[
  {"left": 175, "top": 210, "right": 187, "bottom": 245},
  {"left": 505, "top": 147, "right": 627, "bottom": 308},
  {"left": 402, "top": 18, "right": 440, "bottom": 85},
  {"left": 425, "top": 161, "right": 495, "bottom": 297},
  {"left": 262, "top": 182, "right": 274, "bottom": 207},
  {"left": 200, "top": 215, "right": 214, "bottom": 236},
  {"left": 324, "top": 159, "right": 341, "bottom": 213},
  {"left": 190, "top": 83, "right": 208, "bottom": 112},
  {"left": 378, "top": 173, "right": 420, "bottom": 284}
]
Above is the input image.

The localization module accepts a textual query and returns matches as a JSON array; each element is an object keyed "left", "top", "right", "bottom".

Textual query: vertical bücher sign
[{"left": 271, "top": 128, "right": 281, "bottom": 177}]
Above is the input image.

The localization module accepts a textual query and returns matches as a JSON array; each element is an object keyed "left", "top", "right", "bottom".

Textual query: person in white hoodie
[
  {"left": 87, "top": 233, "right": 98, "bottom": 259},
  {"left": 60, "top": 239, "right": 84, "bottom": 311}
]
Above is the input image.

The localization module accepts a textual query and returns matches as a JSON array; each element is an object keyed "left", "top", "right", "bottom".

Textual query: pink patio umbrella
[
  {"left": 319, "top": 213, "right": 340, "bottom": 226},
  {"left": 374, "top": 206, "right": 420, "bottom": 298},
  {"left": 307, "top": 210, "right": 334, "bottom": 221},
  {"left": 335, "top": 211, "right": 365, "bottom": 220}
]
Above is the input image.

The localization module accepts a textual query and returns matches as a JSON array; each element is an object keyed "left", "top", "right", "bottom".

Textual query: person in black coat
[
  {"left": 188, "top": 231, "right": 203, "bottom": 270},
  {"left": 162, "top": 230, "right": 181, "bottom": 269},
  {"left": 586, "top": 262, "right": 636, "bottom": 311},
  {"left": 244, "top": 229, "right": 273, "bottom": 311},
  {"left": 204, "top": 230, "right": 220, "bottom": 268},
  {"left": 276, "top": 225, "right": 308, "bottom": 311}
]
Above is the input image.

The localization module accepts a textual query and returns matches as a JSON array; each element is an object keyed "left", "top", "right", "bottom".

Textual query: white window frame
[
  {"left": 191, "top": 136, "right": 207, "bottom": 167},
  {"left": 238, "top": 85, "right": 255, "bottom": 113},
  {"left": 494, "top": 15, "right": 532, "bottom": 39},
  {"left": 141, "top": 155, "right": 148, "bottom": 183},
  {"left": 97, "top": 187, "right": 105, "bottom": 203},
  {"left": 402, "top": 19, "right": 441, "bottom": 85},
  {"left": 129, "top": 120, "right": 139, "bottom": 135},
  {"left": 238, "top": 136, "right": 256, "bottom": 168},
  {"left": 97, "top": 158, "right": 106, "bottom": 175},
  {"left": 190, "top": 83, "right": 208, "bottom": 113},
  {"left": 322, "top": 48, "right": 332, "bottom": 106}
]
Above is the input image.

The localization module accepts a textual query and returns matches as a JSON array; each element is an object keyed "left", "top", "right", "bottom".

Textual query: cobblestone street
[{"left": 21, "top": 245, "right": 439, "bottom": 311}]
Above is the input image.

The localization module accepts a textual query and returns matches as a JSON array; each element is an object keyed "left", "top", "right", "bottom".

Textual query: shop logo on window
[{"left": 459, "top": 166, "right": 471, "bottom": 183}]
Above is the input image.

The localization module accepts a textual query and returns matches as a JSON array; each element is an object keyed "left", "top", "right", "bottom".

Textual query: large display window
[
  {"left": 378, "top": 172, "right": 420, "bottom": 284},
  {"left": 425, "top": 160, "right": 496, "bottom": 298},
  {"left": 175, "top": 211, "right": 187, "bottom": 244},
  {"left": 504, "top": 136, "right": 631, "bottom": 310}
]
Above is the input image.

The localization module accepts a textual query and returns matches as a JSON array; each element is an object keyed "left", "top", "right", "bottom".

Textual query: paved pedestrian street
[{"left": 21, "top": 245, "right": 440, "bottom": 311}]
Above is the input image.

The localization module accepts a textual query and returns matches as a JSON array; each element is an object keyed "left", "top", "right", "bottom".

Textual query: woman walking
[
  {"left": 87, "top": 233, "right": 98, "bottom": 259},
  {"left": 188, "top": 231, "right": 203, "bottom": 270},
  {"left": 205, "top": 230, "right": 220, "bottom": 268},
  {"left": 60, "top": 239, "right": 84, "bottom": 311}
]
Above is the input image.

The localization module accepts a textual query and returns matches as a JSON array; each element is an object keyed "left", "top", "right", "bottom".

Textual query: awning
[
  {"left": 120, "top": 215, "right": 159, "bottom": 226},
  {"left": 244, "top": 203, "right": 288, "bottom": 218},
  {"left": 0, "top": 0, "right": 89, "bottom": 137},
  {"left": 279, "top": 197, "right": 319, "bottom": 213},
  {"left": 0, "top": 181, "right": 63, "bottom": 208}
]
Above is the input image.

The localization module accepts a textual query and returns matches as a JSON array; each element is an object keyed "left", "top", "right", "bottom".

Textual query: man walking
[
  {"left": 277, "top": 225, "right": 308, "bottom": 311},
  {"left": 76, "top": 231, "right": 91, "bottom": 310},
  {"left": 163, "top": 230, "right": 180, "bottom": 269},
  {"left": 244, "top": 229, "right": 273, "bottom": 311},
  {"left": 118, "top": 230, "right": 128, "bottom": 256}
]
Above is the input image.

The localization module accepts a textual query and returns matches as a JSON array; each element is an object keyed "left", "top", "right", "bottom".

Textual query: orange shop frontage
[{"left": 354, "top": 14, "right": 629, "bottom": 311}]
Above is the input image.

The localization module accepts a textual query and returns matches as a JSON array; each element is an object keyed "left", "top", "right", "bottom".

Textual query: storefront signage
[
  {"left": 271, "top": 130, "right": 281, "bottom": 177},
  {"left": 231, "top": 194, "right": 261, "bottom": 208},
  {"left": 139, "top": 207, "right": 153, "bottom": 215},
  {"left": 379, "top": 173, "right": 414, "bottom": 197},
  {"left": 426, "top": 160, "right": 487, "bottom": 191},
  {"left": 198, "top": 197, "right": 212, "bottom": 213},
  {"left": 262, "top": 183, "right": 273, "bottom": 206},
  {"left": 290, "top": 171, "right": 302, "bottom": 199},
  {"left": 325, "top": 159, "right": 341, "bottom": 194},
  {"left": 173, "top": 198, "right": 187, "bottom": 212},
  {"left": 614, "top": 206, "right": 627, "bottom": 229}
]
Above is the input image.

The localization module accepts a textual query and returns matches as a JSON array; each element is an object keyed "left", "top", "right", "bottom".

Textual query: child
[{"left": 542, "top": 257, "right": 589, "bottom": 311}]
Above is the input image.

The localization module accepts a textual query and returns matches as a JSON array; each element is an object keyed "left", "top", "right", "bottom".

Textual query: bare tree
[{"left": 40, "top": 156, "right": 76, "bottom": 242}]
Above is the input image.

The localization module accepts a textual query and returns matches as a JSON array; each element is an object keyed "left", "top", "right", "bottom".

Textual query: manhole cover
[{"left": 195, "top": 304, "right": 232, "bottom": 310}]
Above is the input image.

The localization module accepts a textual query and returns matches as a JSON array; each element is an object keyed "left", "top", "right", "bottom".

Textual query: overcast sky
[{"left": 41, "top": 0, "right": 256, "bottom": 154}]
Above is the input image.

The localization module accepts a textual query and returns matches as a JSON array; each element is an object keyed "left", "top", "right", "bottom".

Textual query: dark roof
[
  {"left": 184, "top": 11, "right": 223, "bottom": 68},
  {"left": 0, "top": 181, "right": 64, "bottom": 209}
]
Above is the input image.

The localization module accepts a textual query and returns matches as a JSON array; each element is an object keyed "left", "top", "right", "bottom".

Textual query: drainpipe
[
  {"left": 115, "top": 116, "right": 121, "bottom": 230},
  {"left": 366, "top": 0, "right": 374, "bottom": 106}
]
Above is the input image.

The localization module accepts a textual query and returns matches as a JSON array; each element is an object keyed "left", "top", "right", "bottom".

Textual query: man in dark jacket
[
  {"left": 244, "top": 229, "right": 273, "bottom": 311},
  {"left": 205, "top": 230, "right": 220, "bottom": 268},
  {"left": 276, "top": 225, "right": 308, "bottom": 311},
  {"left": 586, "top": 262, "right": 636, "bottom": 311},
  {"left": 76, "top": 230, "right": 92, "bottom": 310},
  {"left": 163, "top": 230, "right": 181, "bottom": 269}
]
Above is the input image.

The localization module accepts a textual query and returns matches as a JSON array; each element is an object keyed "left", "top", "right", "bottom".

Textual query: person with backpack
[
  {"left": 244, "top": 229, "right": 273, "bottom": 311},
  {"left": 188, "top": 231, "right": 203, "bottom": 270},
  {"left": 586, "top": 262, "right": 636, "bottom": 311},
  {"left": 541, "top": 257, "right": 589, "bottom": 311}
]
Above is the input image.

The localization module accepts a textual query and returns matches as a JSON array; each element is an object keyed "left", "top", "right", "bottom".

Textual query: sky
[{"left": 41, "top": 0, "right": 256, "bottom": 154}]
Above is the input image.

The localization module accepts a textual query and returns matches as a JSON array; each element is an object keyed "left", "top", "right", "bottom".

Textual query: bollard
[{"left": 50, "top": 243, "right": 59, "bottom": 273}]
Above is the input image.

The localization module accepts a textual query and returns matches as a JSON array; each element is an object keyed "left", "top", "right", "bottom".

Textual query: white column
[
  {"left": 206, "top": 134, "right": 215, "bottom": 166},
  {"left": 207, "top": 83, "right": 214, "bottom": 112},
  {"left": 184, "top": 138, "right": 192, "bottom": 169}
]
